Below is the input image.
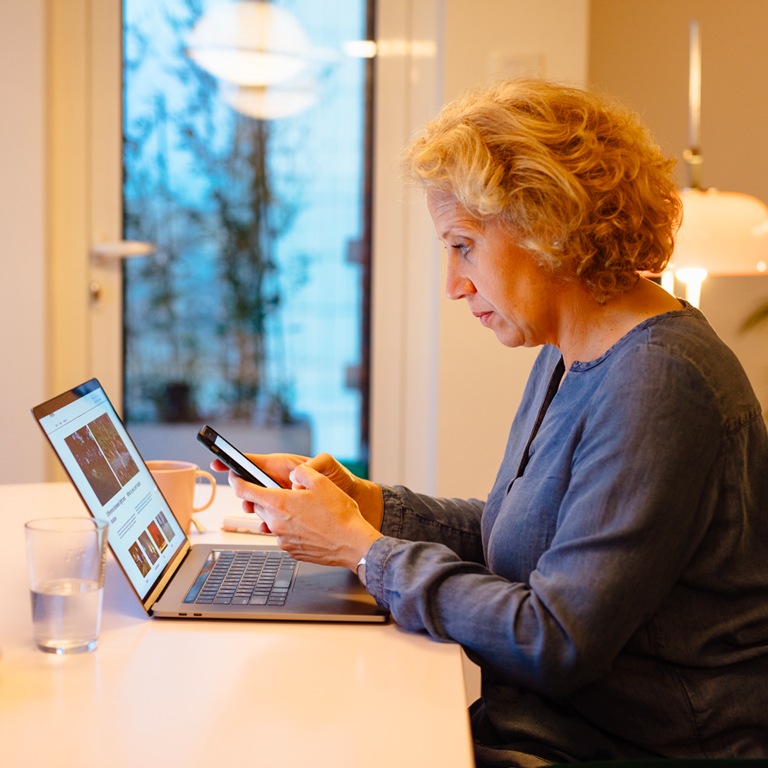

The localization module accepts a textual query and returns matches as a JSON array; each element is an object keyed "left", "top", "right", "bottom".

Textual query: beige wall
[
  {"left": 434, "top": 1, "right": 589, "bottom": 498},
  {"left": 0, "top": 0, "right": 47, "bottom": 483},
  {"left": 589, "top": 0, "right": 768, "bottom": 418}
]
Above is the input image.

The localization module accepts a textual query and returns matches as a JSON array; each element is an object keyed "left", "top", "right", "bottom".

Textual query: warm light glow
[
  {"left": 672, "top": 18, "right": 768, "bottom": 310},
  {"left": 187, "top": 2, "right": 312, "bottom": 86},
  {"left": 186, "top": 2, "right": 338, "bottom": 120},
  {"left": 675, "top": 267, "right": 708, "bottom": 307},
  {"left": 660, "top": 268, "right": 675, "bottom": 296},
  {"left": 222, "top": 82, "right": 317, "bottom": 120},
  {"left": 375, "top": 39, "right": 438, "bottom": 58},
  {"left": 674, "top": 188, "right": 768, "bottom": 275},
  {"left": 343, "top": 39, "right": 377, "bottom": 58}
]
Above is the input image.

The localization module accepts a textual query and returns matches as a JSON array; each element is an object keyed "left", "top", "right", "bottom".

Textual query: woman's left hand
[{"left": 228, "top": 462, "right": 382, "bottom": 571}]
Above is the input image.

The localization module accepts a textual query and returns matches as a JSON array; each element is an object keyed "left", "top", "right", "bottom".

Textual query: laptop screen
[{"left": 32, "top": 379, "right": 187, "bottom": 603}]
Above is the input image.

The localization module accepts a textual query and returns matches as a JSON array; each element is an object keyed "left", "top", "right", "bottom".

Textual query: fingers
[
  {"left": 227, "top": 459, "right": 377, "bottom": 568},
  {"left": 249, "top": 453, "right": 310, "bottom": 488},
  {"left": 235, "top": 496, "right": 273, "bottom": 534},
  {"left": 210, "top": 458, "right": 230, "bottom": 473},
  {"left": 299, "top": 453, "right": 356, "bottom": 494},
  {"left": 211, "top": 453, "right": 310, "bottom": 487},
  {"left": 212, "top": 451, "right": 352, "bottom": 494},
  {"left": 288, "top": 462, "right": 332, "bottom": 493},
  {"left": 304, "top": 452, "right": 341, "bottom": 474},
  {"left": 230, "top": 471, "right": 285, "bottom": 508}
]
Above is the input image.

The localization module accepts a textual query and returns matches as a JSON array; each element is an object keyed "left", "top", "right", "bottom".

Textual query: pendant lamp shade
[
  {"left": 187, "top": 1, "right": 312, "bottom": 87},
  {"left": 185, "top": 1, "right": 338, "bottom": 120},
  {"left": 221, "top": 82, "right": 317, "bottom": 120},
  {"left": 675, "top": 188, "right": 768, "bottom": 276}
]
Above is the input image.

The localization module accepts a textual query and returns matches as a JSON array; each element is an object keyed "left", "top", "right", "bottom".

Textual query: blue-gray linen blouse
[{"left": 364, "top": 304, "right": 768, "bottom": 761}]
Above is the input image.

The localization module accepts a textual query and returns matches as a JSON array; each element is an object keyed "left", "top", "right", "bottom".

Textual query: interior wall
[
  {"left": 370, "top": 0, "right": 443, "bottom": 492},
  {"left": 433, "top": 0, "right": 590, "bottom": 498},
  {"left": 589, "top": 0, "right": 768, "bottom": 415},
  {"left": 0, "top": 0, "right": 47, "bottom": 484},
  {"left": 15, "top": 2, "right": 763, "bottom": 494}
]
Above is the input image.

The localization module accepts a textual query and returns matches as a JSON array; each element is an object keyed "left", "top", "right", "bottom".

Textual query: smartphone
[{"left": 197, "top": 425, "right": 281, "bottom": 489}]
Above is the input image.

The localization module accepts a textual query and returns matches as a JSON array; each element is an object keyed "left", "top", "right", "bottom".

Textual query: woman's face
[{"left": 427, "top": 190, "right": 558, "bottom": 349}]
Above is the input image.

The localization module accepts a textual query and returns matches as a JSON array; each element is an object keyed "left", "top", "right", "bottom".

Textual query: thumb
[
  {"left": 289, "top": 463, "right": 326, "bottom": 491},
  {"left": 303, "top": 452, "right": 356, "bottom": 494}
]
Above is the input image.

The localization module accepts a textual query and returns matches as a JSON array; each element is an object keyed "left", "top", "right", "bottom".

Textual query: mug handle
[{"left": 192, "top": 469, "right": 217, "bottom": 512}]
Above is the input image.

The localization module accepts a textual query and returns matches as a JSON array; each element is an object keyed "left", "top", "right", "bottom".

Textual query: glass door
[{"left": 121, "top": 0, "right": 374, "bottom": 473}]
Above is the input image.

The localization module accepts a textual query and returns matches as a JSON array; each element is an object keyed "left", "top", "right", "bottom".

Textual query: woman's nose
[{"left": 445, "top": 258, "right": 475, "bottom": 300}]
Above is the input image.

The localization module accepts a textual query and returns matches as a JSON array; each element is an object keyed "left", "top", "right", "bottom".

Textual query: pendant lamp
[
  {"left": 669, "top": 20, "right": 768, "bottom": 307},
  {"left": 186, "top": 1, "right": 335, "bottom": 120}
]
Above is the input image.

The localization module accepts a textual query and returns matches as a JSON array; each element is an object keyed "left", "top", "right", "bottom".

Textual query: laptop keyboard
[{"left": 183, "top": 550, "right": 297, "bottom": 606}]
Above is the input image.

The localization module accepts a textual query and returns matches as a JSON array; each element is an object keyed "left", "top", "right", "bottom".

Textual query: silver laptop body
[{"left": 32, "top": 378, "right": 388, "bottom": 624}]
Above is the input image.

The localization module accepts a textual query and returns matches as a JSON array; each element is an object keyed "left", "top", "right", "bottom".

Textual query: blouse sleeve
[{"left": 377, "top": 484, "right": 486, "bottom": 563}]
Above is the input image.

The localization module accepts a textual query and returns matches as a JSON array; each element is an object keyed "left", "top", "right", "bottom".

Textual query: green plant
[
  {"left": 741, "top": 300, "right": 768, "bottom": 332},
  {"left": 123, "top": 1, "right": 304, "bottom": 425}
]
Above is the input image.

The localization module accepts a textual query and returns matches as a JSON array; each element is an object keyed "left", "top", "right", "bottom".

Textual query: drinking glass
[{"left": 25, "top": 517, "right": 109, "bottom": 654}]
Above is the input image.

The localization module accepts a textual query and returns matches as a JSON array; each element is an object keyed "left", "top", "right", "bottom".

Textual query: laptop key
[
  {"left": 190, "top": 549, "right": 300, "bottom": 606},
  {"left": 274, "top": 569, "right": 294, "bottom": 588}
]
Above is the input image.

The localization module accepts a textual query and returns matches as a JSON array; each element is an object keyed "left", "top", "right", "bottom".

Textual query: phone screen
[{"left": 197, "top": 426, "right": 281, "bottom": 489}]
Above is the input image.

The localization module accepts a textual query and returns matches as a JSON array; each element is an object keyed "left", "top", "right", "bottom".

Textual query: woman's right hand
[
  {"left": 299, "top": 453, "right": 384, "bottom": 532},
  {"left": 210, "top": 451, "right": 384, "bottom": 531}
]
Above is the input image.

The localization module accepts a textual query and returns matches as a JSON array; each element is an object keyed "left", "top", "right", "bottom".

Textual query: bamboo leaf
[{"left": 741, "top": 300, "right": 768, "bottom": 332}]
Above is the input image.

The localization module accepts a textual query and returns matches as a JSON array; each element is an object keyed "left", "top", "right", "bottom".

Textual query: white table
[{"left": 0, "top": 482, "right": 474, "bottom": 767}]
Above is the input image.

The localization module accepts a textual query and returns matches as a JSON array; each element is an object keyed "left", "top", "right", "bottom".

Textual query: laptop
[{"left": 31, "top": 378, "right": 388, "bottom": 623}]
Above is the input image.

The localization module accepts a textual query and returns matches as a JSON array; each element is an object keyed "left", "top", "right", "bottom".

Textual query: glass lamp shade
[
  {"left": 674, "top": 187, "right": 768, "bottom": 275},
  {"left": 221, "top": 82, "right": 317, "bottom": 120},
  {"left": 187, "top": 1, "right": 312, "bottom": 87}
]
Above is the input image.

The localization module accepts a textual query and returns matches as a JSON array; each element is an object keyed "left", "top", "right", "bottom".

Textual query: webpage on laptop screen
[{"left": 37, "top": 383, "right": 186, "bottom": 601}]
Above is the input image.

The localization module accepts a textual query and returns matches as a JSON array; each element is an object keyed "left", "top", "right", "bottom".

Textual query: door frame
[
  {"left": 47, "top": 0, "right": 442, "bottom": 491},
  {"left": 48, "top": 0, "right": 124, "bottom": 405}
]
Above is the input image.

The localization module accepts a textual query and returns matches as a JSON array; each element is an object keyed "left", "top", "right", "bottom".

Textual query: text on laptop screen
[{"left": 35, "top": 381, "right": 186, "bottom": 601}]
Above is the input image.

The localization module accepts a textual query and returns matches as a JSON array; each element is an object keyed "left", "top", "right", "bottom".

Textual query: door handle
[
  {"left": 89, "top": 241, "right": 155, "bottom": 302},
  {"left": 90, "top": 240, "right": 156, "bottom": 263}
]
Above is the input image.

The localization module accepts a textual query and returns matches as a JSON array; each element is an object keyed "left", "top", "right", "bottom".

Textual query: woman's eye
[{"left": 451, "top": 243, "right": 470, "bottom": 256}]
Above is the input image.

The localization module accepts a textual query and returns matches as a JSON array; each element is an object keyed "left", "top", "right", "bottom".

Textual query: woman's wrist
[
  {"left": 353, "top": 478, "right": 384, "bottom": 531},
  {"left": 346, "top": 528, "right": 382, "bottom": 573}
]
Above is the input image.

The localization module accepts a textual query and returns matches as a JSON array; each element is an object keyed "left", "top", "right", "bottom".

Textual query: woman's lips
[{"left": 473, "top": 310, "right": 493, "bottom": 327}]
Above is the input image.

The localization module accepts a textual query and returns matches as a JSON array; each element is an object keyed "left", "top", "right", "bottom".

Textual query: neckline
[
  {"left": 568, "top": 302, "right": 695, "bottom": 373},
  {"left": 511, "top": 356, "right": 566, "bottom": 482}
]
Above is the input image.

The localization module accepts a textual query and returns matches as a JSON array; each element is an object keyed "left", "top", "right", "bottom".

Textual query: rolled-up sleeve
[
  {"left": 363, "top": 484, "right": 491, "bottom": 638},
  {"left": 378, "top": 484, "right": 485, "bottom": 558}
]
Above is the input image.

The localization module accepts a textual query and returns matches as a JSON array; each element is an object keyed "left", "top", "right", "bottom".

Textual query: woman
[{"left": 216, "top": 80, "right": 768, "bottom": 764}]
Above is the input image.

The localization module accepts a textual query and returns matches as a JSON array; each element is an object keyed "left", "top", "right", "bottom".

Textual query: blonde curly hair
[{"left": 403, "top": 79, "right": 682, "bottom": 302}]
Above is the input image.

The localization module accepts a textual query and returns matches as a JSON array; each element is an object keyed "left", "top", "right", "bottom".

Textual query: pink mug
[{"left": 147, "top": 460, "right": 216, "bottom": 534}]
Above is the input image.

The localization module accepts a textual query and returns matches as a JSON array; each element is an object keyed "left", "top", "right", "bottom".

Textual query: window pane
[{"left": 122, "top": 0, "right": 372, "bottom": 475}]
